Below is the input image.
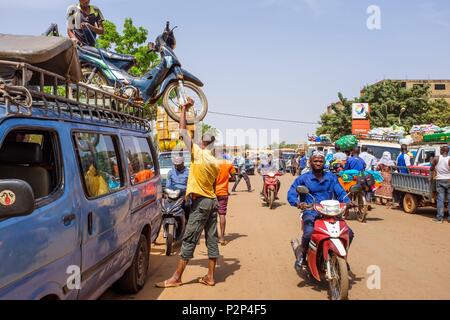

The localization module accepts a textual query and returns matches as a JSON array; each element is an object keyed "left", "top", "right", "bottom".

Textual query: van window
[
  {"left": 122, "top": 136, "right": 155, "bottom": 185},
  {"left": 416, "top": 149, "right": 436, "bottom": 165},
  {"left": 0, "top": 130, "right": 61, "bottom": 200},
  {"left": 362, "top": 145, "right": 401, "bottom": 161},
  {"left": 74, "top": 133, "right": 123, "bottom": 198}
]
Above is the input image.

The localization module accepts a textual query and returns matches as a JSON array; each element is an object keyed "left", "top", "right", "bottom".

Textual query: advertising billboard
[{"left": 352, "top": 103, "right": 370, "bottom": 119}]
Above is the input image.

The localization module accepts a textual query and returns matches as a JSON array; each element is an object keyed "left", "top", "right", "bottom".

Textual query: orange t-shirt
[
  {"left": 134, "top": 169, "right": 154, "bottom": 184},
  {"left": 215, "top": 161, "right": 236, "bottom": 197}
]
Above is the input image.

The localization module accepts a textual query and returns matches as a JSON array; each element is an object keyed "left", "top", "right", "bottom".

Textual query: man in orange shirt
[{"left": 215, "top": 157, "right": 236, "bottom": 246}]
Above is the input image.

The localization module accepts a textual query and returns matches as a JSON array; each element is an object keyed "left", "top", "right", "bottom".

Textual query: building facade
[{"left": 376, "top": 80, "right": 450, "bottom": 104}]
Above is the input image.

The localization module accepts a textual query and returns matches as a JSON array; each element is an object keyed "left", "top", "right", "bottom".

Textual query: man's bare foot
[
  {"left": 155, "top": 278, "right": 182, "bottom": 288},
  {"left": 198, "top": 275, "right": 215, "bottom": 286},
  {"left": 219, "top": 238, "right": 228, "bottom": 246}
]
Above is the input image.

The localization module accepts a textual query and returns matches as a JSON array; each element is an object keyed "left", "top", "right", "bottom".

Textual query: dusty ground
[{"left": 103, "top": 174, "right": 450, "bottom": 300}]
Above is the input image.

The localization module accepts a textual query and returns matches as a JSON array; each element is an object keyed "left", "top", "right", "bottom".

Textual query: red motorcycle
[
  {"left": 292, "top": 185, "right": 358, "bottom": 300},
  {"left": 261, "top": 170, "right": 282, "bottom": 209}
]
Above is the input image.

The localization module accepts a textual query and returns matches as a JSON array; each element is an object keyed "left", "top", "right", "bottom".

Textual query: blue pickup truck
[{"left": 0, "top": 37, "right": 162, "bottom": 300}]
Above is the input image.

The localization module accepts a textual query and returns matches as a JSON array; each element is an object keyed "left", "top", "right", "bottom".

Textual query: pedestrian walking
[
  {"left": 360, "top": 146, "right": 377, "bottom": 170},
  {"left": 232, "top": 153, "right": 253, "bottom": 192},
  {"left": 375, "top": 151, "right": 395, "bottom": 204},
  {"left": 397, "top": 144, "right": 411, "bottom": 174},
  {"left": 215, "top": 157, "right": 236, "bottom": 245},
  {"left": 344, "top": 147, "right": 366, "bottom": 171},
  {"left": 155, "top": 98, "right": 220, "bottom": 288},
  {"left": 431, "top": 145, "right": 450, "bottom": 223}
]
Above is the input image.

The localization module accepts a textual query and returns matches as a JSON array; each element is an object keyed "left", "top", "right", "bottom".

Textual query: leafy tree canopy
[
  {"left": 97, "top": 18, "right": 159, "bottom": 77},
  {"left": 317, "top": 80, "right": 450, "bottom": 140}
]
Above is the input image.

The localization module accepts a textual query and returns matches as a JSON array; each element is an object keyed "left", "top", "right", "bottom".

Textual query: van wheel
[
  {"left": 115, "top": 234, "right": 149, "bottom": 294},
  {"left": 403, "top": 193, "right": 418, "bottom": 214}
]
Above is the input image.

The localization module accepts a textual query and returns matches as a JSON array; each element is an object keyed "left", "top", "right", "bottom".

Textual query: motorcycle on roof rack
[{"left": 45, "top": 21, "right": 208, "bottom": 125}]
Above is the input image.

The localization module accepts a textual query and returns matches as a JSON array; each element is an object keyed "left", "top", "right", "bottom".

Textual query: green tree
[
  {"left": 97, "top": 19, "right": 159, "bottom": 76},
  {"left": 97, "top": 18, "right": 160, "bottom": 121},
  {"left": 316, "top": 81, "right": 449, "bottom": 140},
  {"left": 424, "top": 99, "right": 450, "bottom": 127},
  {"left": 316, "top": 93, "right": 353, "bottom": 141}
]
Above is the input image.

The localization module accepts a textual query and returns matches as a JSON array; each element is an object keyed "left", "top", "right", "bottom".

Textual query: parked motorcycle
[
  {"left": 161, "top": 188, "right": 187, "bottom": 256},
  {"left": 292, "top": 185, "right": 356, "bottom": 300},
  {"left": 261, "top": 170, "right": 282, "bottom": 209}
]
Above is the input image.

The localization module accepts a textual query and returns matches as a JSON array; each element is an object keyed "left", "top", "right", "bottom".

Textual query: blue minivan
[{"left": 0, "top": 58, "right": 162, "bottom": 299}]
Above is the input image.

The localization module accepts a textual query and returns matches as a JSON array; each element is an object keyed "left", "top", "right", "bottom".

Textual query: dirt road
[{"left": 103, "top": 174, "right": 450, "bottom": 300}]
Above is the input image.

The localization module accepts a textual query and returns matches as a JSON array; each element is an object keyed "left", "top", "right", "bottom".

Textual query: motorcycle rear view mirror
[{"left": 296, "top": 186, "right": 310, "bottom": 195}]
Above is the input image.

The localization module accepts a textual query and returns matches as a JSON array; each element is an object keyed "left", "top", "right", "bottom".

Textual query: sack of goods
[
  {"left": 335, "top": 135, "right": 358, "bottom": 151},
  {"left": 368, "top": 125, "right": 406, "bottom": 139},
  {"left": 410, "top": 124, "right": 450, "bottom": 143}
]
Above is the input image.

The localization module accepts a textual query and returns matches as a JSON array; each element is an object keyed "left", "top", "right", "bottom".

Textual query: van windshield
[
  {"left": 158, "top": 153, "right": 191, "bottom": 169},
  {"left": 363, "top": 145, "right": 401, "bottom": 161}
]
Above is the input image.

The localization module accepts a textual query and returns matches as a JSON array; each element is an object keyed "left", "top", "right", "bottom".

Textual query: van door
[
  {"left": 72, "top": 131, "right": 131, "bottom": 299},
  {"left": 122, "top": 135, "right": 161, "bottom": 243},
  {"left": 0, "top": 122, "right": 81, "bottom": 300}
]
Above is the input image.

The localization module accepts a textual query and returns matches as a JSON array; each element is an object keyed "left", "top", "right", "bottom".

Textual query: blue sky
[{"left": 1, "top": 0, "right": 450, "bottom": 146}]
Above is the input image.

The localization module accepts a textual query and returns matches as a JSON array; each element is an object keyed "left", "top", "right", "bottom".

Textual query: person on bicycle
[{"left": 67, "top": 0, "right": 105, "bottom": 46}]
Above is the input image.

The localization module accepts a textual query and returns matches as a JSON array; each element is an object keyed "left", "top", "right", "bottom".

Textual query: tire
[
  {"left": 162, "top": 81, "right": 208, "bottom": 124},
  {"left": 328, "top": 254, "right": 349, "bottom": 300},
  {"left": 165, "top": 224, "right": 174, "bottom": 256},
  {"left": 356, "top": 193, "right": 368, "bottom": 223},
  {"left": 403, "top": 193, "right": 418, "bottom": 214},
  {"left": 269, "top": 189, "right": 275, "bottom": 209},
  {"left": 82, "top": 67, "right": 108, "bottom": 87},
  {"left": 115, "top": 234, "right": 149, "bottom": 294}
]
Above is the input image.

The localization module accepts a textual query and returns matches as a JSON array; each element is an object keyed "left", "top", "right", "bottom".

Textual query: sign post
[{"left": 351, "top": 103, "right": 370, "bottom": 136}]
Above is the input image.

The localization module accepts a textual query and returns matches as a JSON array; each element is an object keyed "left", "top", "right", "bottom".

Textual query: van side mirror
[
  {"left": 296, "top": 186, "right": 310, "bottom": 195},
  {"left": 0, "top": 180, "right": 35, "bottom": 219}
]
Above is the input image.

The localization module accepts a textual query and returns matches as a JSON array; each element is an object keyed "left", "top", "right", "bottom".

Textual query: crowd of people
[{"left": 69, "top": 1, "right": 449, "bottom": 289}]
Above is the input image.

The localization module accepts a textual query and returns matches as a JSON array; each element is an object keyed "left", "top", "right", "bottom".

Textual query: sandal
[
  {"left": 154, "top": 280, "right": 183, "bottom": 288},
  {"left": 198, "top": 276, "right": 215, "bottom": 287}
]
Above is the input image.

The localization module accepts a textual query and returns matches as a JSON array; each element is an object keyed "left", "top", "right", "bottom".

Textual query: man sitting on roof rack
[{"left": 67, "top": 0, "right": 105, "bottom": 47}]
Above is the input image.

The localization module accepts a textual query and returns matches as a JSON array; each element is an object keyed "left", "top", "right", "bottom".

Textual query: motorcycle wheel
[
  {"left": 328, "top": 254, "right": 349, "bottom": 300},
  {"left": 71, "top": 67, "right": 109, "bottom": 100},
  {"left": 82, "top": 67, "right": 108, "bottom": 87},
  {"left": 356, "top": 193, "right": 368, "bottom": 223},
  {"left": 269, "top": 190, "right": 275, "bottom": 210},
  {"left": 165, "top": 224, "right": 175, "bottom": 256},
  {"left": 162, "top": 81, "right": 208, "bottom": 125}
]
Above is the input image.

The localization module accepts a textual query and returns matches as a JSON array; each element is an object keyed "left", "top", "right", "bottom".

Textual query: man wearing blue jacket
[{"left": 287, "top": 151, "right": 353, "bottom": 269}]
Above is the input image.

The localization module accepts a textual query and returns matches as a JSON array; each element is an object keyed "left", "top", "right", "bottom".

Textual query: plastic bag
[{"left": 335, "top": 135, "right": 358, "bottom": 151}]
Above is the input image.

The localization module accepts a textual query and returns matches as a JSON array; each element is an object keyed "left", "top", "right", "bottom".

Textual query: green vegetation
[{"left": 317, "top": 81, "right": 450, "bottom": 140}]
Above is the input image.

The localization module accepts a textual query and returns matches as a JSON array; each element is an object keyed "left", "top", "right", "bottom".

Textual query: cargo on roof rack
[
  {"left": 0, "top": 59, "right": 151, "bottom": 132},
  {"left": 0, "top": 34, "right": 82, "bottom": 83}
]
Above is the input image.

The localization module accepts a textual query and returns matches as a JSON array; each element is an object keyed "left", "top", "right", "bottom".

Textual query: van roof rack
[
  {"left": 355, "top": 133, "right": 402, "bottom": 143},
  {"left": 0, "top": 60, "right": 151, "bottom": 132}
]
